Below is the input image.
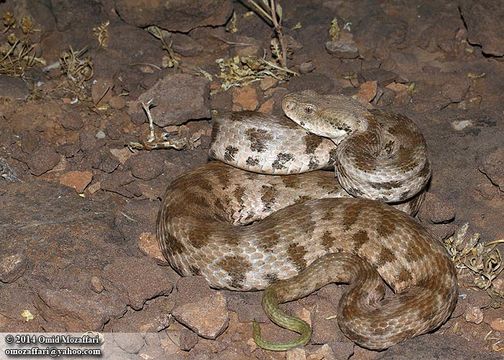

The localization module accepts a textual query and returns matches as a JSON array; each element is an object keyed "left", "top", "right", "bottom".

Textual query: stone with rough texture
[
  {"left": 27, "top": 147, "right": 61, "bottom": 176},
  {"left": 480, "top": 148, "right": 504, "bottom": 191},
  {"left": 0, "top": 253, "right": 28, "bottom": 283},
  {"left": 115, "top": 0, "right": 233, "bottom": 33},
  {"left": 172, "top": 279, "right": 229, "bottom": 339},
  {"left": 127, "top": 151, "right": 165, "bottom": 181},
  {"left": 103, "top": 256, "right": 174, "bottom": 310},
  {"left": 418, "top": 192, "right": 456, "bottom": 224},
  {"left": 59, "top": 171, "right": 93, "bottom": 193},
  {"left": 461, "top": 1, "right": 504, "bottom": 56},
  {"left": 35, "top": 288, "right": 126, "bottom": 331},
  {"left": 129, "top": 74, "right": 210, "bottom": 126},
  {"left": 232, "top": 86, "right": 258, "bottom": 111}
]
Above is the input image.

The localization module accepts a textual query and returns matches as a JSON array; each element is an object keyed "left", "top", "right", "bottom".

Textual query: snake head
[{"left": 282, "top": 90, "right": 369, "bottom": 143}]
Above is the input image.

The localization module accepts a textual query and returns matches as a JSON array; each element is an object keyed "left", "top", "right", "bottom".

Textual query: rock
[
  {"left": 232, "top": 86, "right": 258, "bottom": 111},
  {"left": 115, "top": 0, "right": 233, "bottom": 32},
  {"left": 114, "top": 199, "right": 161, "bottom": 252},
  {"left": 59, "top": 171, "right": 93, "bottom": 193},
  {"left": 326, "top": 342, "right": 354, "bottom": 360},
  {"left": 109, "top": 95, "right": 127, "bottom": 110},
  {"left": 325, "top": 33, "right": 359, "bottom": 58},
  {"left": 308, "top": 344, "right": 336, "bottom": 360},
  {"left": 355, "top": 81, "right": 377, "bottom": 104},
  {"left": 95, "top": 130, "right": 106, "bottom": 139},
  {"left": 418, "top": 193, "right": 456, "bottom": 224},
  {"left": 358, "top": 68, "right": 398, "bottom": 87},
  {"left": 115, "top": 332, "right": 146, "bottom": 354},
  {"left": 91, "top": 78, "right": 114, "bottom": 106},
  {"left": 110, "top": 148, "right": 133, "bottom": 165},
  {"left": 258, "top": 99, "right": 274, "bottom": 114},
  {"left": 103, "top": 256, "right": 175, "bottom": 310},
  {"left": 58, "top": 112, "right": 84, "bottom": 130},
  {"left": 0, "top": 253, "right": 28, "bottom": 283},
  {"left": 0, "top": 75, "right": 30, "bottom": 100},
  {"left": 92, "top": 149, "right": 121, "bottom": 173},
  {"left": 232, "top": 36, "right": 263, "bottom": 58},
  {"left": 287, "top": 73, "right": 335, "bottom": 94},
  {"left": 90, "top": 276, "right": 104, "bottom": 293},
  {"left": 489, "top": 318, "right": 504, "bottom": 332},
  {"left": 299, "top": 61, "right": 316, "bottom": 74},
  {"left": 179, "top": 327, "right": 199, "bottom": 351},
  {"left": 138, "top": 231, "right": 167, "bottom": 263},
  {"left": 286, "top": 348, "right": 306, "bottom": 360},
  {"left": 460, "top": 1, "right": 504, "bottom": 56},
  {"left": 172, "top": 33, "right": 204, "bottom": 57},
  {"left": 100, "top": 170, "right": 136, "bottom": 197},
  {"left": 464, "top": 305, "right": 483, "bottom": 324},
  {"left": 259, "top": 77, "right": 278, "bottom": 91},
  {"left": 127, "top": 152, "right": 165, "bottom": 181},
  {"left": 108, "top": 296, "right": 175, "bottom": 332},
  {"left": 27, "top": 147, "right": 61, "bottom": 176},
  {"left": 225, "top": 291, "right": 267, "bottom": 323},
  {"left": 479, "top": 148, "right": 504, "bottom": 191},
  {"left": 35, "top": 288, "right": 126, "bottom": 330},
  {"left": 172, "top": 277, "right": 229, "bottom": 339},
  {"left": 129, "top": 74, "right": 211, "bottom": 127}
]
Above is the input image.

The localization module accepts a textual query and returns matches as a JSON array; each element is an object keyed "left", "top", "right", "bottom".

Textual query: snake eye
[{"left": 304, "top": 105, "right": 315, "bottom": 115}]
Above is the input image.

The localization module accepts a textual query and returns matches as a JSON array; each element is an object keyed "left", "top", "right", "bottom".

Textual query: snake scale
[{"left": 157, "top": 90, "right": 458, "bottom": 350}]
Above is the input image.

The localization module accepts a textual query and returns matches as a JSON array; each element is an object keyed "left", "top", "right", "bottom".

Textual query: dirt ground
[{"left": 0, "top": 0, "right": 503, "bottom": 359}]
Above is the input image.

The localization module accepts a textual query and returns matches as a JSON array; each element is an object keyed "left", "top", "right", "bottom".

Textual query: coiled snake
[{"left": 157, "top": 90, "right": 458, "bottom": 350}]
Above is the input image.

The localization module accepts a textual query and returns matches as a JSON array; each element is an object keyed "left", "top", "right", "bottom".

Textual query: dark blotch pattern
[
  {"left": 224, "top": 145, "right": 239, "bottom": 162},
  {"left": 287, "top": 243, "right": 307, "bottom": 271},
  {"left": 218, "top": 255, "right": 251, "bottom": 289},
  {"left": 351, "top": 230, "right": 369, "bottom": 250},
  {"left": 272, "top": 153, "right": 294, "bottom": 170},
  {"left": 246, "top": 156, "right": 259, "bottom": 166},
  {"left": 303, "top": 134, "right": 324, "bottom": 154},
  {"left": 261, "top": 185, "right": 277, "bottom": 211},
  {"left": 245, "top": 128, "right": 273, "bottom": 152},
  {"left": 321, "top": 230, "right": 337, "bottom": 249}
]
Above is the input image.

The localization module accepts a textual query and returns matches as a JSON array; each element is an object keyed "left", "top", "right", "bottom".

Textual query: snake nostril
[{"left": 284, "top": 100, "right": 295, "bottom": 111}]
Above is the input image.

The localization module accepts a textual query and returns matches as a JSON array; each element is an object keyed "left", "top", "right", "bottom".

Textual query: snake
[{"left": 157, "top": 90, "right": 458, "bottom": 351}]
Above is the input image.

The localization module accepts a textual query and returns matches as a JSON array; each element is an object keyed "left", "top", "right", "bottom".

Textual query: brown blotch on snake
[{"left": 245, "top": 128, "right": 273, "bottom": 152}]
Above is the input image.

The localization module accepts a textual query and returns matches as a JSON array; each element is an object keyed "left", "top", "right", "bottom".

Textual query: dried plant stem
[
  {"left": 269, "top": 0, "right": 287, "bottom": 68},
  {"left": 243, "top": 0, "right": 289, "bottom": 70}
]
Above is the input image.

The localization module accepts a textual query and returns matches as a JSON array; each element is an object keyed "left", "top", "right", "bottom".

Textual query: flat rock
[
  {"left": 59, "top": 170, "right": 93, "bottom": 193},
  {"left": 172, "top": 33, "right": 204, "bottom": 57},
  {"left": 461, "top": 1, "right": 504, "bottom": 56},
  {"left": 115, "top": 0, "right": 233, "bottom": 32},
  {"left": 27, "top": 146, "right": 61, "bottom": 176},
  {"left": 127, "top": 151, "right": 165, "bottom": 181},
  {"left": 479, "top": 147, "right": 504, "bottom": 191},
  {"left": 107, "top": 296, "right": 174, "bottom": 332},
  {"left": 0, "top": 75, "right": 30, "bottom": 100},
  {"left": 172, "top": 277, "right": 229, "bottom": 339},
  {"left": 103, "top": 256, "right": 175, "bottom": 310},
  {"left": 232, "top": 86, "right": 258, "bottom": 111},
  {"left": 58, "top": 111, "right": 84, "bottom": 130},
  {"left": 325, "top": 33, "right": 359, "bottom": 59},
  {"left": 129, "top": 73, "right": 210, "bottom": 126},
  {"left": 0, "top": 253, "right": 28, "bottom": 283},
  {"left": 35, "top": 288, "right": 126, "bottom": 331},
  {"left": 418, "top": 192, "right": 456, "bottom": 224}
]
